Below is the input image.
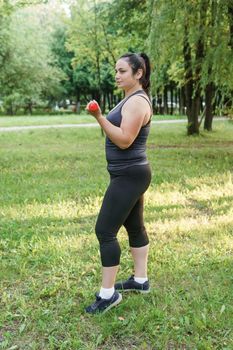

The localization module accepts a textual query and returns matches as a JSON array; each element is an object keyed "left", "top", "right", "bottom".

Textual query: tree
[
  {"left": 0, "top": 1, "right": 13, "bottom": 74},
  {"left": 51, "top": 24, "right": 75, "bottom": 103},
  {"left": 106, "top": 0, "right": 149, "bottom": 54},
  {"left": 66, "top": 0, "right": 117, "bottom": 111},
  {"left": 148, "top": 0, "right": 233, "bottom": 135},
  {"left": 201, "top": 0, "right": 233, "bottom": 130},
  {"left": 67, "top": 0, "right": 150, "bottom": 110},
  {"left": 0, "top": 3, "right": 65, "bottom": 114}
]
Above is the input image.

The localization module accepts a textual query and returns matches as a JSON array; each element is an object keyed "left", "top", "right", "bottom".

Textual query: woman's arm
[{"left": 87, "top": 96, "right": 150, "bottom": 149}]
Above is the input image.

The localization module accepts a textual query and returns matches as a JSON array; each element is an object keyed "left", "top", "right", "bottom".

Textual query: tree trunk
[
  {"left": 113, "top": 94, "right": 117, "bottom": 106},
  {"left": 179, "top": 87, "right": 186, "bottom": 115},
  {"left": 7, "top": 103, "right": 14, "bottom": 116},
  {"left": 152, "top": 97, "right": 156, "bottom": 114},
  {"left": 102, "top": 93, "right": 106, "bottom": 114},
  {"left": 163, "top": 86, "right": 168, "bottom": 114},
  {"left": 175, "top": 88, "right": 178, "bottom": 111},
  {"left": 93, "top": 0, "right": 103, "bottom": 137},
  {"left": 157, "top": 94, "right": 163, "bottom": 114},
  {"left": 107, "top": 93, "right": 111, "bottom": 111},
  {"left": 204, "top": 82, "right": 214, "bottom": 131},
  {"left": 26, "top": 102, "right": 32, "bottom": 115},
  {"left": 76, "top": 91, "right": 80, "bottom": 114},
  {"left": 28, "top": 102, "right": 33, "bottom": 115},
  {"left": 170, "top": 87, "right": 174, "bottom": 115},
  {"left": 202, "top": 1, "right": 216, "bottom": 130},
  {"left": 183, "top": 26, "right": 194, "bottom": 127},
  {"left": 184, "top": 0, "right": 208, "bottom": 135},
  {"left": 188, "top": 92, "right": 200, "bottom": 135}
]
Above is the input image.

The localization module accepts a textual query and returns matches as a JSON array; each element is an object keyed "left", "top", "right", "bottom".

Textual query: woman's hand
[{"left": 86, "top": 100, "right": 102, "bottom": 120}]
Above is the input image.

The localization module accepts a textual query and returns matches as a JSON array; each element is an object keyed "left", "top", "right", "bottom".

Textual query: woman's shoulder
[{"left": 122, "top": 93, "right": 151, "bottom": 111}]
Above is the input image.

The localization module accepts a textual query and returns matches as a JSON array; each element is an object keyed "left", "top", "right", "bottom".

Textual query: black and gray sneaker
[
  {"left": 115, "top": 275, "right": 150, "bottom": 293},
  {"left": 85, "top": 291, "right": 122, "bottom": 314}
]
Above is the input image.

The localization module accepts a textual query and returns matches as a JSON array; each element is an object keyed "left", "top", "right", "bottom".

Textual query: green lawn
[
  {"left": 0, "top": 114, "right": 96, "bottom": 127},
  {"left": 0, "top": 114, "right": 188, "bottom": 128},
  {"left": 0, "top": 120, "right": 233, "bottom": 349}
]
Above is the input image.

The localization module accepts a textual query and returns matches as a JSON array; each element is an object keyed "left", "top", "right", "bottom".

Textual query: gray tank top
[{"left": 105, "top": 90, "right": 152, "bottom": 173}]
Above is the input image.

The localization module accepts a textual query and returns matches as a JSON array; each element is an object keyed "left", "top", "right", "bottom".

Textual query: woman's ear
[{"left": 135, "top": 68, "right": 143, "bottom": 80}]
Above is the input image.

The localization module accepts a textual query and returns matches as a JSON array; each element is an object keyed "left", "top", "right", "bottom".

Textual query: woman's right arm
[{"left": 87, "top": 96, "right": 148, "bottom": 149}]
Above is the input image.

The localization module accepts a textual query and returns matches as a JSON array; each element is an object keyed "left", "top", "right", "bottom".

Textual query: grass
[
  {"left": 0, "top": 114, "right": 188, "bottom": 128},
  {"left": 0, "top": 118, "right": 233, "bottom": 349},
  {"left": 0, "top": 114, "right": 95, "bottom": 127}
]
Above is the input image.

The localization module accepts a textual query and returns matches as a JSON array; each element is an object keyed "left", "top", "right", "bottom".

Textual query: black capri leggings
[{"left": 95, "top": 164, "right": 151, "bottom": 267}]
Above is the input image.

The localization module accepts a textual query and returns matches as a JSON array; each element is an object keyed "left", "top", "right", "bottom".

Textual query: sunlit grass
[{"left": 0, "top": 120, "right": 233, "bottom": 349}]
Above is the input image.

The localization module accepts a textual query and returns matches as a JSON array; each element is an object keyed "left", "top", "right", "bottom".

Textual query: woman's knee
[
  {"left": 95, "top": 220, "right": 104, "bottom": 242},
  {"left": 95, "top": 222, "right": 121, "bottom": 266},
  {"left": 127, "top": 226, "right": 149, "bottom": 247},
  {"left": 95, "top": 220, "right": 116, "bottom": 244}
]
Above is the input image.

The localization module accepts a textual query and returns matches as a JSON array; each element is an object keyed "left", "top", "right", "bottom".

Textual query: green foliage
[
  {"left": 106, "top": 0, "right": 149, "bottom": 53},
  {"left": 0, "top": 0, "right": 13, "bottom": 16},
  {"left": 0, "top": 2, "right": 66, "bottom": 113},
  {"left": 1, "top": 0, "right": 232, "bottom": 118},
  {"left": 0, "top": 2, "right": 13, "bottom": 72},
  {"left": 51, "top": 24, "right": 74, "bottom": 99},
  {"left": 66, "top": 0, "right": 149, "bottom": 102},
  {"left": 148, "top": 0, "right": 233, "bottom": 96},
  {"left": 67, "top": 0, "right": 115, "bottom": 98},
  {"left": 72, "top": 63, "right": 96, "bottom": 97}
]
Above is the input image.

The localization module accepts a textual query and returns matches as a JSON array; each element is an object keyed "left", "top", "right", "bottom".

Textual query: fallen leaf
[{"left": 118, "top": 316, "right": 125, "bottom": 321}]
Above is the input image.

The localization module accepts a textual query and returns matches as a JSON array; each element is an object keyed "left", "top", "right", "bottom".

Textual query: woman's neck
[{"left": 124, "top": 84, "right": 143, "bottom": 97}]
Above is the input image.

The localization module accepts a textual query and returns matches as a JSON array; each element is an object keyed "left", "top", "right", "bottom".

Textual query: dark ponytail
[
  {"left": 120, "top": 52, "right": 151, "bottom": 95},
  {"left": 139, "top": 53, "right": 151, "bottom": 96}
]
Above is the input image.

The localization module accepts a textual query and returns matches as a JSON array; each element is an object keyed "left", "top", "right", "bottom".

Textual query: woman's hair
[{"left": 120, "top": 52, "right": 151, "bottom": 95}]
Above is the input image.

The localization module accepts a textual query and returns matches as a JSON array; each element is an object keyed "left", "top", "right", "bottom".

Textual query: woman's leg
[
  {"left": 95, "top": 175, "right": 137, "bottom": 271},
  {"left": 101, "top": 265, "right": 119, "bottom": 288},
  {"left": 86, "top": 166, "right": 151, "bottom": 312},
  {"left": 85, "top": 174, "right": 146, "bottom": 314},
  {"left": 96, "top": 165, "right": 151, "bottom": 274},
  {"left": 123, "top": 195, "right": 150, "bottom": 278},
  {"left": 130, "top": 244, "right": 149, "bottom": 278}
]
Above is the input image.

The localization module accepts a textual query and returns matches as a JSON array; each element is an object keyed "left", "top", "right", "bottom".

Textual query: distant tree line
[{"left": 0, "top": 0, "right": 232, "bottom": 134}]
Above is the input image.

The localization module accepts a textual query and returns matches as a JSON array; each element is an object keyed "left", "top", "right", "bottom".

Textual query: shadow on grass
[
  {"left": 146, "top": 195, "right": 233, "bottom": 224},
  {"left": 0, "top": 214, "right": 97, "bottom": 242}
]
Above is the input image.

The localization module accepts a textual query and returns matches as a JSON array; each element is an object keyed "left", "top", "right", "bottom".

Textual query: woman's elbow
[{"left": 118, "top": 140, "right": 132, "bottom": 149}]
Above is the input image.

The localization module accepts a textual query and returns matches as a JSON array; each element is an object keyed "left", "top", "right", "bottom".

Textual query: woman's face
[{"left": 115, "top": 58, "right": 142, "bottom": 90}]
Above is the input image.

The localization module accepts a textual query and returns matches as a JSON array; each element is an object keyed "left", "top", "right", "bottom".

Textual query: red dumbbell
[{"left": 88, "top": 101, "right": 99, "bottom": 112}]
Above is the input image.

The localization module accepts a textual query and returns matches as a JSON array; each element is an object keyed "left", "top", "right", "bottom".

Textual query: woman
[{"left": 85, "top": 52, "right": 152, "bottom": 314}]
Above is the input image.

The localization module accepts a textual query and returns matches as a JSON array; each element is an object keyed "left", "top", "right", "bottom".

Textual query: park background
[{"left": 0, "top": 0, "right": 233, "bottom": 349}]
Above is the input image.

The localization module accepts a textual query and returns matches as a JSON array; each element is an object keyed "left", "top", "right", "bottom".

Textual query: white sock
[
  {"left": 99, "top": 287, "right": 115, "bottom": 299},
  {"left": 134, "top": 276, "right": 148, "bottom": 284}
]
